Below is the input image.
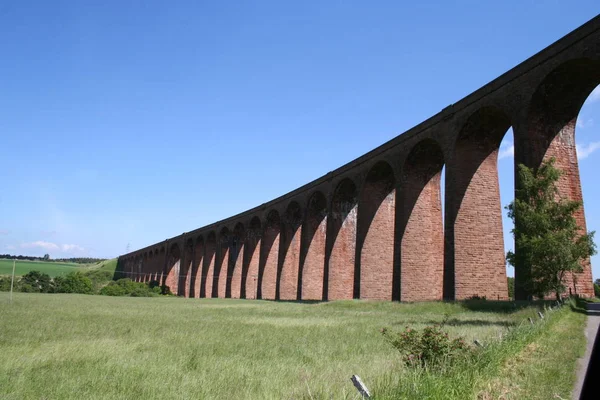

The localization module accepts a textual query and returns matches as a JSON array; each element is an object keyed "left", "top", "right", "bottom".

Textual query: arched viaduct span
[{"left": 118, "top": 16, "right": 599, "bottom": 301}]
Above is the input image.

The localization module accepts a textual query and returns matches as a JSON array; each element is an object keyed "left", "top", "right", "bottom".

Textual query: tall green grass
[
  {"left": 374, "top": 302, "right": 585, "bottom": 399},
  {"left": 0, "top": 294, "right": 583, "bottom": 399}
]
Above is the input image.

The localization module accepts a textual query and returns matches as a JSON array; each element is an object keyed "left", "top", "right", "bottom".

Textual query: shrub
[
  {"left": 84, "top": 269, "right": 113, "bottom": 292},
  {"left": 100, "top": 281, "right": 127, "bottom": 296},
  {"left": 594, "top": 283, "right": 600, "bottom": 298},
  {"left": 100, "top": 278, "right": 159, "bottom": 297},
  {"left": 381, "top": 319, "right": 472, "bottom": 370},
  {"left": 0, "top": 277, "right": 12, "bottom": 291},
  {"left": 54, "top": 272, "right": 94, "bottom": 294},
  {"left": 20, "top": 271, "right": 53, "bottom": 293}
]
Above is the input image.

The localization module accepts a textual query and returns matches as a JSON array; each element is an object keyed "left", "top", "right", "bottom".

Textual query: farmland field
[
  {"left": 0, "top": 259, "right": 83, "bottom": 277},
  {"left": 0, "top": 258, "right": 117, "bottom": 277},
  {"left": 0, "top": 293, "right": 584, "bottom": 399}
]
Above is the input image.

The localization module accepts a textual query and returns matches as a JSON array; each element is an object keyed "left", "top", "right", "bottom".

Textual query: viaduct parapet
[{"left": 118, "top": 16, "right": 600, "bottom": 301}]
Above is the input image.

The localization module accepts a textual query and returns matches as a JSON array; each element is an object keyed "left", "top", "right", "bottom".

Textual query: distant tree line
[{"left": 0, "top": 254, "right": 106, "bottom": 264}]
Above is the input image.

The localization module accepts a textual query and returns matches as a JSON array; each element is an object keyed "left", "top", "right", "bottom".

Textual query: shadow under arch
[
  {"left": 214, "top": 227, "right": 230, "bottom": 298},
  {"left": 278, "top": 201, "right": 303, "bottom": 300},
  {"left": 201, "top": 232, "right": 216, "bottom": 298},
  {"left": 189, "top": 235, "right": 204, "bottom": 298},
  {"left": 227, "top": 222, "right": 245, "bottom": 298},
  {"left": 399, "top": 139, "right": 444, "bottom": 302},
  {"left": 179, "top": 238, "right": 194, "bottom": 297},
  {"left": 357, "top": 160, "right": 396, "bottom": 300},
  {"left": 258, "top": 210, "right": 280, "bottom": 300},
  {"left": 326, "top": 178, "right": 358, "bottom": 300},
  {"left": 444, "top": 107, "right": 512, "bottom": 300},
  {"left": 165, "top": 243, "right": 181, "bottom": 295},
  {"left": 242, "top": 216, "right": 262, "bottom": 299},
  {"left": 299, "top": 191, "right": 327, "bottom": 300}
]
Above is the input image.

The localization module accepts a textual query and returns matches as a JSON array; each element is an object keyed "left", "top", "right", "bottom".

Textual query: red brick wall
[
  {"left": 328, "top": 180, "right": 357, "bottom": 300},
  {"left": 215, "top": 230, "right": 229, "bottom": 298},
  {"left": 260, "top": 213, "right": 280, "bottom": 300},
  {"left": 229, "top": 238, "right": 244, "bottom": 299},
  {"left": 301, "top": 194, "right": 327, "bottom": 300},
  {"left": 202, "top": 236, "right": 216, "bottom": 298},
  {"left": 279, "top": 203, "right": 302, "bottom": 300},
  {"left": 448, "top": 110, "right": 510, "bottom": 300},
  {"left": 359, "top": 162, "right": 395, "bottom": 300},
  {"left": 243, "top": 223, "right": 261, "bottom": 299},
  {"left": 538, "top": 120, "right": 593, "bottom": 297}
]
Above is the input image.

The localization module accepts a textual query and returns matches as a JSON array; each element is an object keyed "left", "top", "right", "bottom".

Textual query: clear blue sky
[{"left": 1, "top": 1, "right": 599, "bottom": 279}]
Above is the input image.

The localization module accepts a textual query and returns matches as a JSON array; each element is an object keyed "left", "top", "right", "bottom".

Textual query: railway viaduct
[{"left": 117, "top": 16, "right": 599, "bottom": 301}]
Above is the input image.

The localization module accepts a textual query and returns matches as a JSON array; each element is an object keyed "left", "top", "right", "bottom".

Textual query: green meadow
[
  {"left": 0, "top": 258, "right": 117, "bottom": 278},
  {"left": 0, "top": 259, "right": 82, "bottom": 277},
  {"left": 0, "top": 293, "right": 585, "bottom": 399}
]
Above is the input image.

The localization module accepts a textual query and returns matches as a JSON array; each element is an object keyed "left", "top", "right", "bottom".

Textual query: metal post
[{"left": 9, "top": 260, "right": 16, "bottom": 303}]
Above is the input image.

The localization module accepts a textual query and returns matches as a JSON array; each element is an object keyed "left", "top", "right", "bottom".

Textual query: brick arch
[
  {"left": 158, "top": 247, "right": 165, "bottom": 284},
  {"left": 143, "top": 252, "right": 149, "bottom": 282},
  {"left": 515, "top": 58, "right": 600, "bottom": 299},
  {"left": 357, "top": 161, "right": 396, "bottom": 300},
  {"left": 444, "top": 107, "right": 512, "bottom": 300},
  {"left": 201, "top": 232, "right": 216, "bottom": 298},
  {"left": 525, "top": 58, "right": 600, "bottom": 168},
  {"left": 279, "top": 201, "right": 303, "bottom": 300},
  {"left": 399, "top": 139, "right": 444, "bottom": 301},
  {"left": 137, "top": 255, "right": 142, "bottom": 281},
  {"left": 214, "top": 227, "right": 230, "bottom": 298},
  {"left": 179, "top": 238, "right": 194, "bottom": 297},
  {"left": 299, "top": 191, "right": 327, "bottom": 300},
  {"left": 228, "top": 222, "right": 245, "bottom": 299},
  {"left": 165, "top": 243, "right": 181, "bottom": 294},
  {"left": 327, "top": 178, "right": 358, "bottom": 300},
  {"left": 189, "top": 235, "right": 204, "bottom": 298},
  {"left": 258, "top": 210, "right": 280, "bottom": 300},
  {"left": 242, "top": 216, "right": 262, "bottom": 299},
  {"left": 152, "top": 249, "right": 160, "bottom": 282}
]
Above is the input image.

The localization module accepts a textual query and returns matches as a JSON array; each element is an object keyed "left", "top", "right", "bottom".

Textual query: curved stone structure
[{"left": 118, "top": 16, "right": 600, "bottom": 301}]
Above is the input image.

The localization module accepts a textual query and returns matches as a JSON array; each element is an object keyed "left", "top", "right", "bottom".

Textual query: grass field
[
  {"left": 0, "top": 259, "right": 83, "bottom": 277},
  {"left": 0, "top": 293, "right": 585, "bottom": 399},
  {"left": 0, "top": 258, "right": 118, "bottom": 278}
]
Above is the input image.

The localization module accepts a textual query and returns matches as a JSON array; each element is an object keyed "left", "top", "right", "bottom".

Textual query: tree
[
  {"left": 43, "top": 254, "right": 50, "bottom": 261},
  {"left": 506, "top": 158, "right": 596, "bottom": 300}
]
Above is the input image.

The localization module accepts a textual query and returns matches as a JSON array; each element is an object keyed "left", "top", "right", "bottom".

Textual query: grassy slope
[
  {"left": 476, "top": 308, "right": 586, "bottom": 399},
  {"left": 0, "top": 294, "right": 575, "bottom": 400},
  {"left": 375, "top": 304, "right": 586, "bottom": 400},
  {"left": 83, "top": 258, "right": 118, "bottom": 274},
  {"left": 0, "top": 259, "right": 82, "bottom": 277}
]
